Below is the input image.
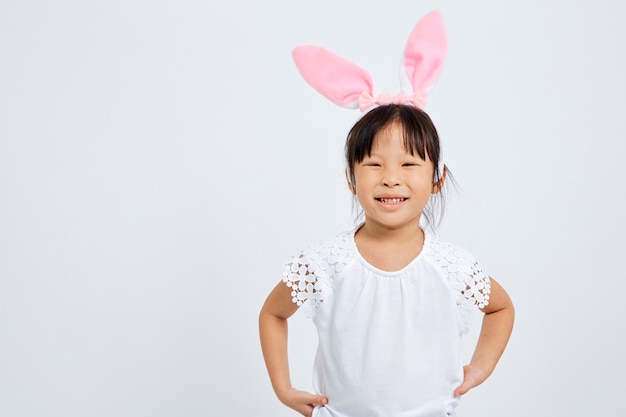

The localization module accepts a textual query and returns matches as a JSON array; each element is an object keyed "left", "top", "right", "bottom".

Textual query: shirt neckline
[{"left": 349, "top": 223, "right": 431, "bottom": 277}]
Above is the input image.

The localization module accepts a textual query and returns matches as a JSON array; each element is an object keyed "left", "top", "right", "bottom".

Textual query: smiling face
[{"left": 351, "top": 121, "right": 438, "bottom": 232}]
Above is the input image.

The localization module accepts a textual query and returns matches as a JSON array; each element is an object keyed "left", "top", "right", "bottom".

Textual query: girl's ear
[
  {"left": 431, "top": 165, "right": 447, "bottom": 194},
  {"left": 345, "top": 169, "right": 356, "bottom": 194}
]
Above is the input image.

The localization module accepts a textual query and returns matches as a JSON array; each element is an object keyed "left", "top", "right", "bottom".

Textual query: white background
[{"left": 1, "top": 1, "right": 625, "bottom": 416}]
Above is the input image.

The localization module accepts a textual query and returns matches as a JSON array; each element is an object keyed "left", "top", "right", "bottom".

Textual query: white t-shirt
[{"left": 283, "top": 226, "right": 491, "bottom": 417}]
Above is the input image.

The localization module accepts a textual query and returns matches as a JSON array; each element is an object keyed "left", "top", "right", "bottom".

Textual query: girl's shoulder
[
  {"left": 290, "top": 228, "right": 355, "bottom": 272},
  {"left": 423, "top": 233, "right": 479, "bottom": 269},
  {"left": 307, "top": 228, "right": 353, "bottom": 250}
]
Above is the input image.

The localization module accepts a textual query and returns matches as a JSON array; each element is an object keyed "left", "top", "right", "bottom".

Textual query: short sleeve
[
  {"left": 426, "top": 237, "right": 492, "bottom": 333},
  {"left": 281, "top": 232, "right": 353, "bottom": 318},
  {"left": 282, "top": 253, "right": 325, "bottom": 318}
]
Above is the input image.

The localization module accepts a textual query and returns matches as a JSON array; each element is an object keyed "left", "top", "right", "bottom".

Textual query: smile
[{"left": 376, "top": 197, "right": 407, "bottom": 204}]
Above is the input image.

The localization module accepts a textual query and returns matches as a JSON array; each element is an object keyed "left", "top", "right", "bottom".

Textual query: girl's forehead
[
  {"left": 372, "top": 122, "right": 403, "bottom": 143},
  {"left": 371, "top": 124, "right": 411, "bottom": 151}
]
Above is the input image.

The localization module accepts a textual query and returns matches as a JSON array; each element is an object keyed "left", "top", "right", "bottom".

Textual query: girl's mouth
[{"left": 376, "top": 197, "right": 407, "bottom": 204}]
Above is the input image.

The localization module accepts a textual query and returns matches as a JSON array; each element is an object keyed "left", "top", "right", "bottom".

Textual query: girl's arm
[
  {"left": 259, "top": 281, "right": 328, "bottom": 416},
  {"left": 454, "top": 277, "right": 515, "bottom": 397}
]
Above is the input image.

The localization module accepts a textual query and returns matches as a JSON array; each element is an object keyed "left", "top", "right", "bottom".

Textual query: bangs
[{"left": 347, "top": 105, "right": 439, "bottom": 166}]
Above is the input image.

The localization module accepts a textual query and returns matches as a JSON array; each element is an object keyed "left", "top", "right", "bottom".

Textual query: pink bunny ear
[
  {"left": 292, "top": 46, "right": 374, "bottom": 109},
  {"left": 400, "top": 9, "right": 447, "bottom": 95}
]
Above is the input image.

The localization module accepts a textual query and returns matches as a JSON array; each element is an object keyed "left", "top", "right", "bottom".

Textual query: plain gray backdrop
[{"left": 1, "top": 0, "right": 625, "bottom": 416}]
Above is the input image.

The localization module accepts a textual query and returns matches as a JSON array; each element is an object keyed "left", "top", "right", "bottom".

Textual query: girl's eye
[{"left": 403, "top": 163, "right": 419, "bottom": 167}]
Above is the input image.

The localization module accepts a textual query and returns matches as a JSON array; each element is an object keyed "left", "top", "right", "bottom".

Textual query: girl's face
[{"left": 351, "top": 121, "right": 438, "bottom": 232}]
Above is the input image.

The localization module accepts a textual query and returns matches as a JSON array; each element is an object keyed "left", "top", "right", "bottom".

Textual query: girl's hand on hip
[
  {"left": 278, "top": 387, "right": 328, "bottom": 417},
  {"left": 454, "top": 364, "right": 487, "bottom": 397}
]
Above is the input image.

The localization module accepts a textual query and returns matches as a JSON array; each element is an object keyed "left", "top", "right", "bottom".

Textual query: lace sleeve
[
  {"left": 459, "top": 260, "right": 491, "bottom": 310},
  {"left": 427, "top": 238, "right": 492, "bottom": 333},
  {"left": 282, "top": 253, "right": 324, "bottom": 318},
  {"left": 451, "top": 255, "right": 491, "bottom": 334},
  {"left": 281, "top": 232, "right": 352, "bottom": 318}
]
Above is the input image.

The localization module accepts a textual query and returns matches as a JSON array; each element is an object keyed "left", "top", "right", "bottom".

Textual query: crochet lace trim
[
  {"left": 424, "top": 237, "right": 491, "bottom": 332},
  {"left": 282, "top": 232, "right": 352, "bottom": 317}
]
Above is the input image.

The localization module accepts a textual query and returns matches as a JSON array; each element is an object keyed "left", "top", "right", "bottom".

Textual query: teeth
[{"left": 379, "top": 198, "right": 405, "bottom": 204}]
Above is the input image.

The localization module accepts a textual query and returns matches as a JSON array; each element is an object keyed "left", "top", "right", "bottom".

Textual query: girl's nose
[{"left": 382, "top": 173, "right": 400, "bottom": 187}]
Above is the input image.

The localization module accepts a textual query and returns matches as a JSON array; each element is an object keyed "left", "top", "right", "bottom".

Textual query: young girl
[{"left": 259, "top": 10, "right": 514, "bottom": 417}]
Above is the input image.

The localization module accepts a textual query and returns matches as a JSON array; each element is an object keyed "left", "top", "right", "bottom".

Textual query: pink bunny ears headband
[{"left": 292, "top": 10, "right": 447, "bottom": 114}]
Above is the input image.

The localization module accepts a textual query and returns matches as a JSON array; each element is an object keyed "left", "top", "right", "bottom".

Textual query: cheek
[
  {"left": 353, "top": 172, "right": 378, "bottom": 191},
  {"left": 411, "top": 176, "right": 436, "bottom": 195}
]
